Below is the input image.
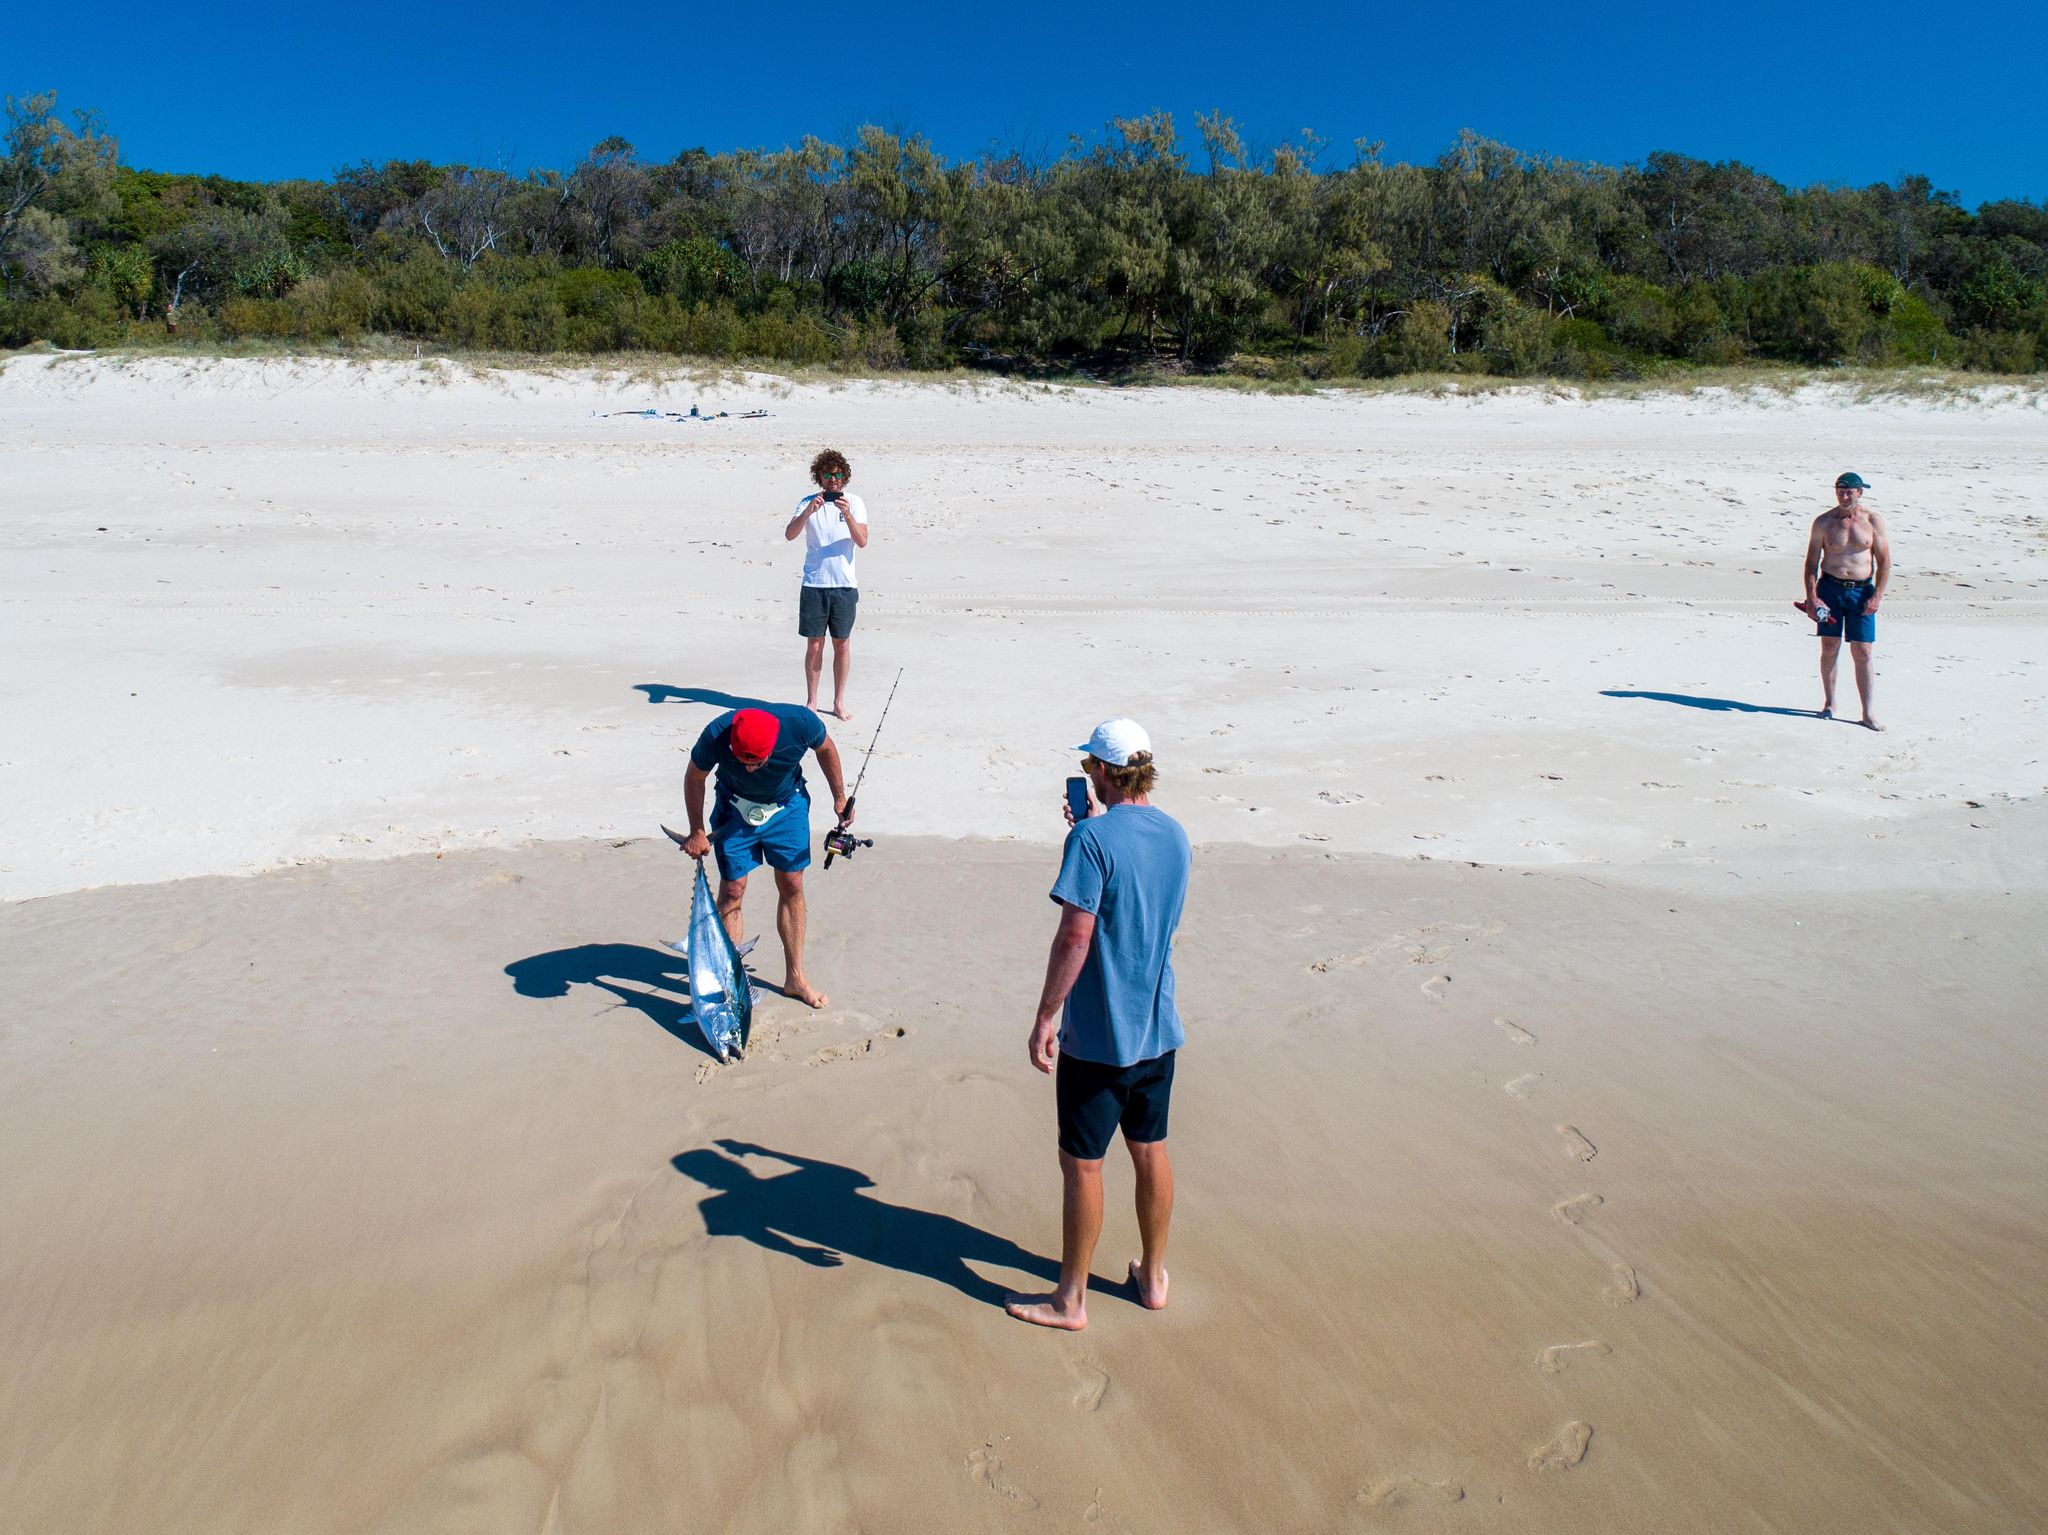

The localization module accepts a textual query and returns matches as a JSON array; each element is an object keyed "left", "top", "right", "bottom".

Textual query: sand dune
[{"left": 3, "top": 357, "right": 2046, "bottom": 1532}]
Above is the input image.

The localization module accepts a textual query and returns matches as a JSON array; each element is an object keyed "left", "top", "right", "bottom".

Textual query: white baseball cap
[{"left": 1072, "top": 718, "right": 1151, "bottom": 765}]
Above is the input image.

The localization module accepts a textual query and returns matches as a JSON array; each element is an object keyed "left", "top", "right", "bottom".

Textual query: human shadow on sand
[
  {"left": 674, "top": 1141, "right": 1107, "bottom": 1308},
  {"left": 636, "top": 683, "right": 779, "bottom": 711},
  {"left": 1601, "top": 689, "right": 1821, "bottom": 719},
  {"left": 505, "top": 942, "right": 720, "bottom": 1059}
]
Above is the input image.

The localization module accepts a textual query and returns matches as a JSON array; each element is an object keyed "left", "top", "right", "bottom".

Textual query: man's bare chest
[{"left": 1822, "top": 514, "right": 1874, "bottom": 552}]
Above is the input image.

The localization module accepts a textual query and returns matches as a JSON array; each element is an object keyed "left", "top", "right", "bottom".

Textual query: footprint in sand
[
  {"left": 1602, "top": 1264, "right": 1640, "bottom": 1307},
  {"left": 1494, "top": 1016, "right": 1538, "bottom": 1046},
  {"left": 1556, "top": 1125, "right": 1597, "bottom": 1161},
  {"left": 1504, "top": 1073, "right": 1543, "bottom": 1098},
  {"left": 1553, "top": 1193, "right": 1604, "bottom": 1225},
  {"left": 1421, "top": 974, "right": 1452, "bottom": 1000},
  {"left": 1358, "top": 1475, "right": 1465, "bottom": 1507},
  {"left": 967, "top": 1443, "right": 1041, "bottom": 1509},
  {"left": 1083, "top": 1488, "right": 1135, "bottom": 1530},
  {"left": 1527, "top": 1421, "right": 1593, "bottom": 1471},
  {"left": 1071, "top": 1364, "right": 1111, "bottom": 1412},
  {"left": 1538, "top": 1340, "right": 1612, "bottom": 1375},
  {"left": 808, "top": 1026, "right": 910, "bottom": 1066}
]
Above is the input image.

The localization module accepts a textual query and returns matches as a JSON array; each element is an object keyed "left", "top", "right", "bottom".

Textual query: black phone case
[{"left": 1065, "top": 777, "right": 1090, "bottom": 820}]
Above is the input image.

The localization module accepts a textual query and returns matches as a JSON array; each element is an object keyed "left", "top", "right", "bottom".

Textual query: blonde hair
[{"left": 1097, "top": 750, "right": 1157, "bottom": 797}]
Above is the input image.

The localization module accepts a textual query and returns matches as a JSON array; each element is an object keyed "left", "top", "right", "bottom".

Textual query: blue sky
[{"left": 13, "top": 0, "right": 2044, "bottom": 207}]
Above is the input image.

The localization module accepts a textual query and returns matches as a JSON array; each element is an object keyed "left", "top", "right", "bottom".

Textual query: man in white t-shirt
[{"left": 784, "top": 447, "right": 870, "bottom": 721}]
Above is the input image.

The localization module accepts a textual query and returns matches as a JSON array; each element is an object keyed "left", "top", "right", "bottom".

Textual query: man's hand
[
  {"left": 1864, "top": 593, "right": 1883, "bottom": 616},
  {"left": 681, "top": 828, "right": 711, "bottom": 860},
  {"left": 1028, "top": 1015, "right": 1060, "bottom": 1074},
  {"left": 834, "top": 795, "right": 854, "bottom": 827}
]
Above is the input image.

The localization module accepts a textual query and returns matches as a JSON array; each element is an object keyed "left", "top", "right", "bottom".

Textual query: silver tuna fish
[{"left": 670, "top": 853, "right": 754, "bottom": 1062}]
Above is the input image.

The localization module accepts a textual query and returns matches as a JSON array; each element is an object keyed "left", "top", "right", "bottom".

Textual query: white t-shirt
[{"left": 797, "top": 491, "right": 867, "bottom": 588}]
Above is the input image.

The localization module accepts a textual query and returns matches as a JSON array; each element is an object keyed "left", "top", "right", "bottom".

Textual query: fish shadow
[
  {"left": 636, "top": 683, "right": 780, "bottom": 711},
  {"left": 504, "top": 942, "right": 723, "bottom": 1059},
  {"left": 1600, "top": 689, "right": 1822, "bottom": 719},
  {"left": 674, "top": 1141, "right": 1127, "bottom": 1309}
]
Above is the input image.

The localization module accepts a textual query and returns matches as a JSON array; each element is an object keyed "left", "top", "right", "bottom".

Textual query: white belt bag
[{"left": 729, "top": 794, "right": 786, "bottom": 828}]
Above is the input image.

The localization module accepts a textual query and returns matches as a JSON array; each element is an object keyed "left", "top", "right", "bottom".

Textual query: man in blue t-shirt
[
  {"left": 1006, "top": 718, "right": 1191, "bottom": 1333},
  {"left": 676, "top": 704, "right": 851, "bottom": 1009}
]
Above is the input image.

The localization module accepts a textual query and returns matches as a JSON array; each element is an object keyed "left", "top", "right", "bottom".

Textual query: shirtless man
[{"left": 1794, "top": 472, "right": 1891, "bottom": 731}]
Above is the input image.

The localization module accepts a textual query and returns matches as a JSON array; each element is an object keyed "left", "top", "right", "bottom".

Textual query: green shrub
[
  {"left": 556, "top": 267, "right": 644, "bottom": 319},
  {"left": 1882, "top": 294, "right": 1949, "bottom": 364},
  {"left": 88, "top": 244, "right": 154, "bottom": 314},
  {"left": 1959, "top": 328, "right": 2039, "bottom": 373},
  {"left": 369, "top": 254, "right": 457, "bottom": 337},
  {"left": 1688, "top": 334, "right": 1750, "bottom": 365},
  {"left": 1472, "top": 286, "right": 1554, "bottom": 375},
  {"left": 219, "top": 295, "right": 295, "bottom": 338},
  {"left": 1596, "top": 276, "right": 1676, "bottom": 354},
  {"left": 636, "top": 237, "right": 747, "bottom": 304},
  {"left": 1315, "top": 332, "right": 1369, "bottom": 378},
  {"left": 1376, "top": 301, "right": 1454, "bottom": 374}
]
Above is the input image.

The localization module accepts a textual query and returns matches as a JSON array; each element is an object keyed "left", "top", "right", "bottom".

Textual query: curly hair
[
  {"left": 1096, "top": 751, "right": 1157, "bottom": 797},
  {"left": 810, "top": 448, "right": 852, "bottom": 485}
]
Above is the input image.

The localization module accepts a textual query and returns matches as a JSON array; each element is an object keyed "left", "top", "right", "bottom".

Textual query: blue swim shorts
[
  {"left": 1816, "top": 573, "right": 1877, "bottom": 644},
  {"left": 710, "top": 794, "right": 812, "bottom": 880}
]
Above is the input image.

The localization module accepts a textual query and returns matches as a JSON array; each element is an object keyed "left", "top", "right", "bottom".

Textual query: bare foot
[
  {"left": 782, "top": 976, "right": 829, "bottom": 1008},
  {"left": 1127, "top": 1259, "right": 1169, "bottom": 1310},
  {"left": 1818, "top": 705, "right": 1834, "bottom": 720},
  {"left": 829, "top": 702, "right": 855, "bottom": 722},
  {"left": 1861, "top": 716, "right": 1886, "bottom": 732},
  {"left": 1005, "top": 1292, "right": 1087, "bottom": 1330}
]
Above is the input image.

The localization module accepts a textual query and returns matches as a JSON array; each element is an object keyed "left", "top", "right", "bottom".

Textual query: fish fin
[
  {"left": 735, "top": 937, "right": 759, "bottom": 959},
  {"left": 660, "top": 937, "right": 688, "bottom": 955}
]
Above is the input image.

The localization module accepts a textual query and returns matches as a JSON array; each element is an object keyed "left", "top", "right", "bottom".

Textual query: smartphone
[
  {"left": 823, "top": 490, "right": 844, "bottom": 503},
  {"left": 1065, "top": 776, "right": 1090, "bottom": 823}
]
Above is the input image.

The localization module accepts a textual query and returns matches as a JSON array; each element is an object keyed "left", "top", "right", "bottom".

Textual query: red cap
[{"left": 730, "top": 708, "right": 780, "bottom": 761}]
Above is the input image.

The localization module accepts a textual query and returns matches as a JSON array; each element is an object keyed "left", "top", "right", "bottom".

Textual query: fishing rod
[{"left": 823, "top": 668, "right": 903, "bottom": 868}]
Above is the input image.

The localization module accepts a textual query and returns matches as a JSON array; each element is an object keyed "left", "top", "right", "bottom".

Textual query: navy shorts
[
  {"left": 1056, "top": 1050, "right": 1175, "bottom": 1160},
  {"left": 710, "top": 796, "right": 812, "bottom": 880},
  {"left": 1816, "top": 573, "right": 1877, "bottom": 643},
  {"left": 799, "top": 585, "right": 858, "bottom": 639}
]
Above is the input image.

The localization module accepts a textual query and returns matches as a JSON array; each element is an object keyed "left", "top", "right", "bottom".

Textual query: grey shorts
[{"left": 798, "top": 585, "right": 858, "bottom": 639}]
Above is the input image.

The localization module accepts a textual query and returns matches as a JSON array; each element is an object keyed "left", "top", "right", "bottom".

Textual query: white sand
[
  {"left": 2, "top": 356, "right": 2046, "bottom": 1532},
  {"left": 3, "top": 354, "right": 2044, "bottom": 898}
]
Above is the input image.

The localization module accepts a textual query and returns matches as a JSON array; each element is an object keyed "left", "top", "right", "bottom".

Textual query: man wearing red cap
[{"left": 678, "top": 703, "right": 851, "bottom": 1008}]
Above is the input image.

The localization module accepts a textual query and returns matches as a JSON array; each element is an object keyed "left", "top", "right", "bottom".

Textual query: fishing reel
[
  {"left": 822, "top": 824, "right": 873, "bottom": 868},
  {"left": 819, "top": 670, "right": 903, "bottom": 871}
]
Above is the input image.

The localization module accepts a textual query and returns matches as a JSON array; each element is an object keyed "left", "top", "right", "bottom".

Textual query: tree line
[{"left": 4, "top": 90, "right": 2044, "bottom": 377}]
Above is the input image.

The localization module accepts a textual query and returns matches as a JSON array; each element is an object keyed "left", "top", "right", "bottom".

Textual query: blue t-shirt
[
  {"left": 690, "top": 704, "right": 827, "bottom": 807},
  {"left": 1049, "top": 804, "right": 1192, "bottom": 1067}
]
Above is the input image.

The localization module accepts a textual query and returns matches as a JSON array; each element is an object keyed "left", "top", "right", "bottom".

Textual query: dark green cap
[{"left": 1835, "top": 471, "right": 1869, "bottom": 489}]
